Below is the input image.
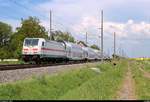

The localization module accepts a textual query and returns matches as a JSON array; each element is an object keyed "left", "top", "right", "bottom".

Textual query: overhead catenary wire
[
  {"left": 10, "top": 0, "right": 76, "bottom": 31},
  {"left": 8, "top": 0, "right": 49, "bottom": 20},
  {"left": 3, "top": 0, "right": 72, "bottom": 35},
  {"left": 7, "top": 0, "right": 102, "bottom": 39}
]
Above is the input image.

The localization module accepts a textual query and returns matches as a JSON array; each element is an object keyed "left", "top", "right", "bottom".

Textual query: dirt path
[
  {"left": 116, "top": 62, "right": 136, "bottom": 100},
  {"left": 139, "top": 67, "right": 150, "bottom": 79}
]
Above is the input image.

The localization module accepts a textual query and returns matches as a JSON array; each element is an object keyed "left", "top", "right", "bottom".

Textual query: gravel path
[
  {"left": 0, "top": 62, "right": 99, "bottom": 84},
  {"left": 116, "top": 62, "right": 136, "bottom": 100}
]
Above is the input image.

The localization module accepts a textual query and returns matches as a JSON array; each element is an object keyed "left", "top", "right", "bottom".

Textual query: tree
[
  {"left": 0, "top": 22, "right": 12, "bottom": 47},
  {"left": 51, "top": 30, "right": 75, "bottom": 43},
  {"left": 16, "top": 16, "right": 48, "bottom": 38},
  {"left": 0, "top": 22, "right": 13, "bottom": 59},
  {"left": 10, "top": 16, "right": 48, "bottom": 58},
  {"left": 9, "top": 33, "right": 26, "bottom": 58},
  {"left": 90, "top": 44, "right": 100, "bottom": 50},
  {"left": 0, "top": 47, "right": 13, "bottom": 59}
]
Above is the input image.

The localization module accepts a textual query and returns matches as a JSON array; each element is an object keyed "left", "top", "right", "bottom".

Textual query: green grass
[
  {"left": 0, "top": 60, "right": 128, "bottom": 100},
  {"left": 139, "top": 61, "right": 150, "bottom": 72},
  {"left": 130, "top": 61, "right": 150, "bottom": 99},
  {"left": 0, "top": 60, "right": 26, "bottom": 65},
  {"left": 0, "top": 65, "right": 99, "bottom": 100},
  {"left": 59, "top": 60, "right": 128, "bottom": 100}
]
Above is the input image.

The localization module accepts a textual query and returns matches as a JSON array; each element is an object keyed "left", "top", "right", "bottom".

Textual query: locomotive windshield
[{"left": 24, "top": 39, "right": 39, "bottom": 46}]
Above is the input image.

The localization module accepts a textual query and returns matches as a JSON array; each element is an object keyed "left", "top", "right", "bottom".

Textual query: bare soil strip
[
  {"left": 139, "top": 67, "right": 150, "bottom": 79},
  {"left": 116, "top": 62, "right": 136, "bottom": 100}
]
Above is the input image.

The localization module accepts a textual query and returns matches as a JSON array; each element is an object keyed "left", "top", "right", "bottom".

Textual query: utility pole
[
  {"left": 101, "top": 10, "right": 104, "bottom": 61},
  {"left": 114, "top": 32, "right": 116, "bottom": 57},
  {"left": 49, "top": 10, "right": 52, "bottom": 40},
  {"left": 86, "top": 32, "right": 88, "bottom": 45},
  {"left": 98, "top": 35, "right": 101, "bottom": 50}
]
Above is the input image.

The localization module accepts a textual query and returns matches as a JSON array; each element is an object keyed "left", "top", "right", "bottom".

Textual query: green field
[{"left": 0, "top": 60, "right": 149, "bottom": 100}]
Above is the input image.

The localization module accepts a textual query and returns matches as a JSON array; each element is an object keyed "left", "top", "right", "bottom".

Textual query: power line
[
  {"left": 0, "top": 14, "right": 20, "bottom": 20},
  {"left": 3, "top": 0, "right": 103, "bottom": 47},
  {"left": 9, "top": 0, "right": 78, "bottom": 30},
  {"left": 53, "top": 20, "right": 73, "bottom": 33},
  {"left": 8, "top": 0, "right": 72, "bottom": 34},
  {"left": 120, "top": 38, "right": 150, "bottom": 40},
  {"left": 52, "top": 14, "right": 85, "bottom": 33},
  {"left": 53, "top": 14, "right": 76, "bottom": 26},
  {"left": 8, "top": 0, "right": 48, "bottom": 20},
  {"left": 9, "top": 0, "right": 30, "bottom": 11}
]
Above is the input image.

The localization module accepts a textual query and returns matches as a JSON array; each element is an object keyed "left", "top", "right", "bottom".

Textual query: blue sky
[{"left": 1, "top": 0, "right": 150, "bottom": 58}]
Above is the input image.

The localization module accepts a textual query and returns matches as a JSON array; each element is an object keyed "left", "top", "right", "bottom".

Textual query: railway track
[
  {"left": 0, "top": 59, "right": 111, "bottom": 71},
  {"left": 0, "top": 61, "right": 90, "bottom": 71}
]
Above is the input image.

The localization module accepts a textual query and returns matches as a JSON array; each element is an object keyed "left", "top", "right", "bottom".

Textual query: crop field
[{"left": 0, "top": 59, "right": 149, "bottom": 100}]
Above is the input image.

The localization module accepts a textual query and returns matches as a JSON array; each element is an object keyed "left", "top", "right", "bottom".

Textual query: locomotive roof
[{"left": 25, "top": 38, "right": 44, "bottom": 39}]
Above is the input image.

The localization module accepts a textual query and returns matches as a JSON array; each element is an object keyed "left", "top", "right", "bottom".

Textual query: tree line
[{"left": 0, "top": 16, "right": 100, "bottom": 59}]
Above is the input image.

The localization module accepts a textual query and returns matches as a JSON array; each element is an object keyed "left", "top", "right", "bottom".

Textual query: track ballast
[{"left": 0, "top": 61, "right": 92, "bottom": 71}]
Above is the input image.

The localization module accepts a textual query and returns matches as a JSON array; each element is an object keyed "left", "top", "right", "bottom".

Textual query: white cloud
[
  {"left": 34, "top": 0, "right": 127, "bottom": 21},
  {"left": 72, "top": 16, "right": 150, "bottom": 41},
  {"left": 34, "top": 0, "right": 150, "bottom": 45},
  {"left": 34, "top": 0, "right": 150, "bottom": 46},
  {"left": 72, "top": 16, "right": 99, "bottom": 33}
]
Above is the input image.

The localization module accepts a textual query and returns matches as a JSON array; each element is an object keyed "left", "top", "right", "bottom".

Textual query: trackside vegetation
[
  {"left": 60, "top": 60, "right": 128, "bottom": 100},
  {"left": 138, "top": 61, "right": 150, "bottom": 72},
  {"left": 0, "top": 60, "right": 26, "bottom": 65},
  {"left": 0, "top": 60, "right": 128, "bottom": 100},
  {"left": 130, "top": 60, "right": 150, "bottom": 99},
  {"left": 0, "top": 64, "right": 99, "bottom": 100}
]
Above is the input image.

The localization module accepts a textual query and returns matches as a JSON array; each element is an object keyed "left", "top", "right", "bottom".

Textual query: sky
[{"left": 0, "top": 0, "right": 150, "bottom": 58}]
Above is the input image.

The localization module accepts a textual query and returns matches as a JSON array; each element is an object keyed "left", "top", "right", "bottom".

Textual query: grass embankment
[
  {"left": 0, "top": 66, "right": 97, "bottom": 100},
  {"left": 60, "top": 60, "right": 128, "bottom": 100},
  {"left": 0, "top": 60, "right": 128, "bottom": 100},
  {"left": 0, "top": 61, "right": 25, "bottom": 65},
  {"left": 130, "top": 60, "right": 150, "bottom": 99},
  {"left": 138, "top": 60, "right": 150, "bottom": 72}
]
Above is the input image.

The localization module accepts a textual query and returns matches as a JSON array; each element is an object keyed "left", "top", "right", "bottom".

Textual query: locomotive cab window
[{"left": 24, "top": 39, "right": 39, "bottom": 46}]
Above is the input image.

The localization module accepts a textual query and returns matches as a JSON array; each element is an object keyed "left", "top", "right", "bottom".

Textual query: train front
[{"left": 22, "top": 38, "right": 43, "bottom": 63}]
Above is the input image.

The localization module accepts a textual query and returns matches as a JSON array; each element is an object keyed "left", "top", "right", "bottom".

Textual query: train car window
[{"left": 42, "top": 42, "right": 45, "bottom": 46}]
